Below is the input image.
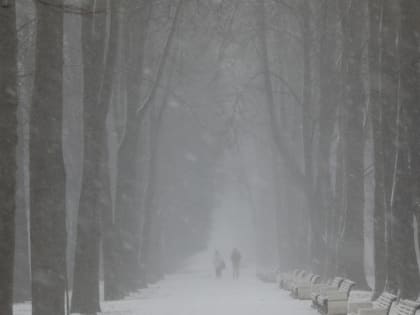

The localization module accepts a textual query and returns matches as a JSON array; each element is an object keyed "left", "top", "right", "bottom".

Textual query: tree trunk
[
  {"left": 111, "top": 0, "right": 152, "bottom": 296},
  {"left": 314, "top": 0, "right": 338, "bottom": 276},
  {"left": 368, "top": 0, "right": 386, "bottom": 298},
  {"left": 0, "top": 2, "right": 18, "bottom": 314},
  {"left": 379, "top": 0, "right": 399, "bottom": 293},
  {"left": 30, "top": 1, "right": 67, "bottom": 314},
  {"left": 397, "top": 0, "right": 420, "bottom": 299},
  {"left": 392, "top": 120, "right": 420, "bottom": 299},
  {"left": 338, "top": 0, "right": 369, "bottom": 289},
  {"left": 14, "top": 97, "right": 31, "bottom": 303},
  {"left": 138, "top": 0, "right": 182, "bottom": 286},
  {"left": 71, "top": 1, "right": 118, "bottom": 313}
]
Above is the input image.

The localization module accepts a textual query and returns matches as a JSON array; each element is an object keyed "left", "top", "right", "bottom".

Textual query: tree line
[
  {"left": 250, "top": 0, "right": 420, "bottom": 301},
  {"left": 2, "top": 0, "right": 420, "bottom": 315},
  {"left": 1, "top": 1, "right": 220, "bottom": 315}
]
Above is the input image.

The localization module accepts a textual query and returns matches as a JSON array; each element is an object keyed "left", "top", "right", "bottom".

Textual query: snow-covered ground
[{"left": 14, "top": 253, "right": 317, "bottom": 315}]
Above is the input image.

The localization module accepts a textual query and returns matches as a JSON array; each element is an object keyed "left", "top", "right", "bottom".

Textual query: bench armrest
[
  {"left": 319, "top": 287, "right": 340, "bottom": 295},
  {"left": 348, "top": 301, "right": 373, "bottom": 314},
  {"left": 324, "top": 291, "right": 348, "bottom": 301},
  {"left": 358, "top": 308, "right": 387, "bottom": 315}
]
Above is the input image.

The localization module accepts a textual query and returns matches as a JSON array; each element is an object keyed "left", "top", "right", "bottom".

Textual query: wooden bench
[
  {"left": 291, "top": 274, "right": 321, "bottom": 299},
  {"left": 311, "top": 277, "right": 344, "bottom": 307},
  {"left": 348, "top": 292, "right": 397, "bottom": 315},
  {"left": 315, "top": 278, "right": 355, "bottom": 314}
]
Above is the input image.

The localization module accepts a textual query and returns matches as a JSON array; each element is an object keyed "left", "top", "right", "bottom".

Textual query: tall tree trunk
[
  {"left": 256, "top": 0, "right": 299, "bottom": 270},
  {"left": 140, "top": 0, "right": 183, "bottom": 285},
  {"left": 338, "top": 0, "right": 369, "bottom": 289},
  {"left": 300, "top": 0, "right": 316, "bottom": 273},
  {"left": 368, "top": 0, "right": 386, "bottom": 298},
  {"left": 317, "top": 0, "right": 339, "bottom": 278},
  {"left": 111, "top": 0, "right": 152, "bottom": 296},
  {"left": 392, "top": 119, "right": 420, "bottom": 299},
  {"left": 71, "top": 1, "right": 118, "bottom": 313},
  {"left": 0, "top": 2, "right": 18, "bottom": 314},
  {"left": 30, "top": 1, "right": 67, "bottom": 314},
  {"left": 14, "top": 96, "right": 31, "bottom": 303},
  {"left": 379, "top": 0, "right": 399, "bottom": 293},
  {"left": 397, "top": 0, "right": 420, "bottom": 299}
]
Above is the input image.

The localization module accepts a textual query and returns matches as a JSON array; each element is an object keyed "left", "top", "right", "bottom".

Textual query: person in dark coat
[
  {"left": 213, "top": 250, "right": 225, "bottom": 278},
  {"left": 231, "top": 248, "right": 242, "bottom": 279}
]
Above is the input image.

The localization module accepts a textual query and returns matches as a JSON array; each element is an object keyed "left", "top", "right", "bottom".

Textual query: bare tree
[
  {"left": 0, "top": 1, "right": 18, "bottom": 314},
  {"left": 71, "top": 0, "right": 120, "bottom": 313},
  {"left": 337, "top": 0, "right": 369, "bottom": 289},
  {"left": 30, "top": 1, "right": 67, "bottom": 314}
]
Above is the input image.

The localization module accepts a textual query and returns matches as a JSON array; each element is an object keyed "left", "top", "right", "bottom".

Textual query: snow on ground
[{"left": 14, "top": 253, "right": 318, "bottom": 315}]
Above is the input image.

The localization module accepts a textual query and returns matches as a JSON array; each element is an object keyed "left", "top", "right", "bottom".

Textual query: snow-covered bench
[
  {"left": 347, "top": 292, "right": 397, "bottom": 315},
  {"left": 289, "top": 271, "right": 313, "bottom": 291},
  {"left": 279, "top": 269, "right": 302, "bottom": 290},
  {"left": 278, "top": 269, "right": 296, "bottom": 288},
  {"left": 316, "top": 279, "right": 355, "bottom": 315},
  {"left": 389, "top": 299, "right": 420, "bottom": 315},
  {"left": 283, "top": 270, "right": 308, "bottom": 291},
  {"left": 291, "top": 273, "right": 321, "bottom": 299},
  {"left": 311, "top": 277, "right": 344, "bottom": 307}
]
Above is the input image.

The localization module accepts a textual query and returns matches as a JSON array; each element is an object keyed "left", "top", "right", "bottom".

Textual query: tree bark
[
  {"left": 30, "top": 1, "right": 67, "bottom": 314},
  {"left": 378, "top": 0, "right": 399, "bottom": 294},
  {"left": 313, "top": 0, "right": 339, "bottom": 277},
  {"left": 111, "top": 0, "right": 152, "bottom": 296},
  {"left": 338, "top": 0, "right": 369, "bottom": 289},
  {"left": 368, "top": 0, "right": 386, "bottom": 298},
  {"left": 140, "top": 0, "right": 183, "bottom": 285},
  {"left": 0, "top": 2, "right": 18, "bottom": 314},
  {"left": 397, "top": 0, "right": 420, "bottom": 299},
  {"left": 71, "top": 1, "right": 118, "bottom": 313}
]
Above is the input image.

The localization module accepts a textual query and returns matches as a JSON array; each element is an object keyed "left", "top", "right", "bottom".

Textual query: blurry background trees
[{"left": 2, "top": 0, "right": 420, "bottom": 314}]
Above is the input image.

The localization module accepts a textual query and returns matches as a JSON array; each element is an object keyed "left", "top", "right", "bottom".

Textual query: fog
[{"left": 2, "top": 1, "right": 420, "bottom": 315}]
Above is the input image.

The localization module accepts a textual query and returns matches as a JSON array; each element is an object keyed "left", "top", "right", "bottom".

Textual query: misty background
[{"left": 2, "top": 1, "right": 420, "bottom": 315}]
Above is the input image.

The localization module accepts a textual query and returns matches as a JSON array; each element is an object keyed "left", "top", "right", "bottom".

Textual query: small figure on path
[
  {"left": 231, "top": 248, "right": 242, "bottom": 280},
  {"left": 213, "top": 250, "right": 226, "bottom": 279}
]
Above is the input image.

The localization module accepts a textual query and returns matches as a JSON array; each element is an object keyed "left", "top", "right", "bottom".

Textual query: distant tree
[
  {"left": 0, "top": 1, "right": 18, "bottom": 314},
  {"left": 30, "top": 1, "right": 67, "bottom": 314}
]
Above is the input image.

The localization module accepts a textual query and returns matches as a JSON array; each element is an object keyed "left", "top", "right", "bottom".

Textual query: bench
[
  {"left": 289, "top": 272, "right": 314, "bottom": 291},
  {"left": 291, "top": 274, "right": 321, "bottom": 299},
  {"left": 389, "top": 299, "right": 420, "bottom": 315},
  {"left": 281, "top": 270, "right": 306, "bottom": 290},
  {"left": 286, "top": 270, "right": 308, "bottom": 291},
  {"left": 348, "top": 292, "right": 397, "bottom": 315},
  {"left": 317, "top": 279, "right": 355, "bottom": 314},
  {"left": 311, "top": 277, "right": 344, "bottom": 307},
  {"left": 279, "top": 269, "right": 300, "bottom": 289}
]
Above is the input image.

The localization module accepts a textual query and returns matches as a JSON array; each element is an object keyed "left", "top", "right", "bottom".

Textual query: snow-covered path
[
  {"left": 14, "top": 253, "right": 316, "bottom": 315},
  {"left": 101, "top": 253, "right": 315, "bottom": 315}
]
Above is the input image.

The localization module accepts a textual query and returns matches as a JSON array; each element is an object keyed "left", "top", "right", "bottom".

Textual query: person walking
[
  {"left": 213, "top": 250, "right": 225, "bottom": 279},
  {"left": 231, "top": 248, "right": 242, "bottom": 280}
]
